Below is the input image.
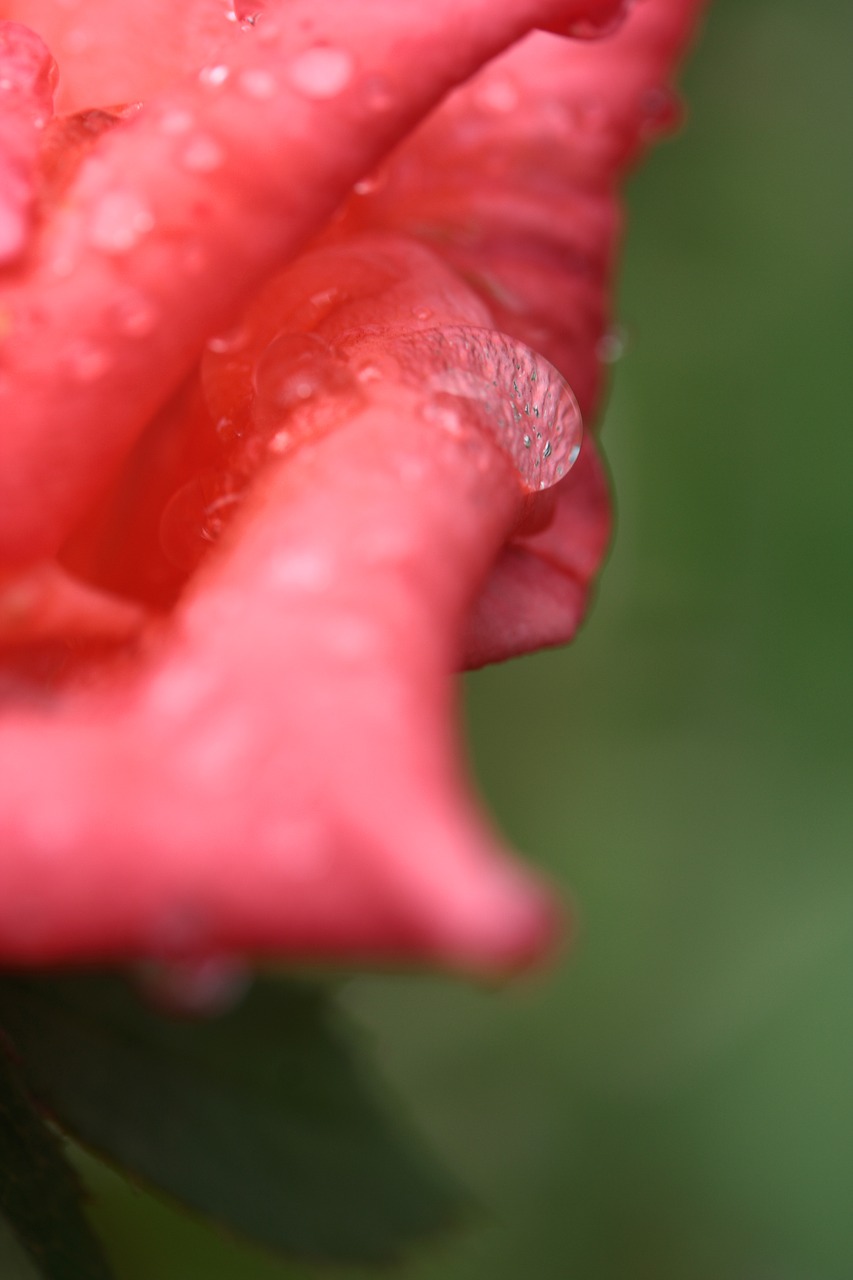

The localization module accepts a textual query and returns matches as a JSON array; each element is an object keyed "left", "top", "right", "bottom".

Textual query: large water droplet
[
  {"left": 381, "top": 327, "right": 582, "bottom": 492},
  {"left": 288, "top": 45, "right": 354, "bottom": 99},
  {"left": 252, "top": 331, "right": 359, "bottom": 439}
]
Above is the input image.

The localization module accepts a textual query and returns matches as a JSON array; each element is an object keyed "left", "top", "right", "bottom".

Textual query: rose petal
[
  {"left": 0, "top": 20, "right": 55, "bottom": 263},
  {"left": 0, "top": 0, "right": 708, "bottom": 972},
  {"left": 0, "top": 0, "right": 627, "bottom": 566}
]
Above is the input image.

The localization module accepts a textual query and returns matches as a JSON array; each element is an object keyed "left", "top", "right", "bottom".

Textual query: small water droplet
[
  {"left": 116, "top": 295, "right": 158, "bottom": 337},
  {"left": 89, "top": 191, "right": 154, "bottom": 254},
  {"left": 181, "top": 134, "right": 225, "bottom": 173},
  {"left": 159, "top": 108, "right": 195, "bottom": 135},
  {"left": 266, "top": 549, "right": 334, "bottom": 592},
  {"left": 136, "top": 957, "right": 251, "bottom": 1017},
  {"left": 597, "top": 324, "right": 627, "bottom": 363},
  {"left": 238, "top": 67, "right": 277, "bottom": 99},
  {"left": 353, "top": 167, "right": 386, "bottom": 196},
  {"left": 65, "top": 25, "right": 94, "bottom": 53},
  {"left": 421, "top": 398, "right": 464, "bottom": 436},
  {"left": 359, "top": 73, "right": 393, "bottom": 113},
  {"left": 267, "top": 427, "right": 295, "bottom": 454},
  {"left": 199, "top": 64, "right": 230, "bottom": 88},
  {"left": 66, "top": 340, "right": 110, "bottom": 383},
  {"left": 206, "top": 323, "right": 250, "bottom": 355},
  {"left": 638, "top": 85, "right": 681, "bottom": 138},
  {"left": 160, "top": 471, "right": 244, "bottom": 571},
  {"left": 288, "top": 45, "right": 354, "bottom": 100},
  {"left": 475, "top": 77, "right": 519, "bottom": 114},
  {"left": 215, "top": 415, "right": 243, "bottom": 444}
]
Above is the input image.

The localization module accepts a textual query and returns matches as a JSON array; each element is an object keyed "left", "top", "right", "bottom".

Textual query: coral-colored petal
[
  {"left": 0, "top": 21, "right": 55, "bottom": 263},
  {"left": 463, "top": 440, "right": 611, "bottom": 667},
  {"left": 0, "top": 390, "right": 557, "bottom": 972},
  {"left": 0, "top": 0, "right": 626, "bottom": 566}
]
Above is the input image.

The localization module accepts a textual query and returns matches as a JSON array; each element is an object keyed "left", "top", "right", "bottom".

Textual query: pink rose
[{"left": 0, "top": 0, "right": 705, "bottom": 971}]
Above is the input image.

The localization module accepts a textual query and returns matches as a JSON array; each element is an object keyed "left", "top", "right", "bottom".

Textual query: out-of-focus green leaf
[
  {"left": 0, "top": 973, "right": 462, "bottom": 1265},
  {"left": 0, "top": 1041, "right": 115, "bottom": 1280}
]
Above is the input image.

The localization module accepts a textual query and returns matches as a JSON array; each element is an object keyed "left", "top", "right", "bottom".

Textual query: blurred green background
[{"left": 83, "top": 0, "right": 853, "bottom": 1276}]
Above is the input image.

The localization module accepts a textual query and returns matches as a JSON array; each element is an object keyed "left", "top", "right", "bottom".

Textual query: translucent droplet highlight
[
  {"left": 252, "top": 331, "right": 359, "bottom": 440},
  {"left": 288, "top": 45, "right": 354, "bottom": 100},
  {"left": 381, "top": 327, "right": 582, "bottom": 491},
  {"left": 160, "top": 471, "right": 244, "bottom": 571}
]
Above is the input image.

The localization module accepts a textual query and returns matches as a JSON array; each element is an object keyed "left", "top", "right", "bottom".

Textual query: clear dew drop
[
  {"left": 66, "top": 339, "right": 110, "bottom": 383},
  {"left": 199, "top": 63, "right": 230, "bottom": 88},
  {"left": 597, "top": 324, "right": 627, "bottom": 363},
  {"left": 288, "top": 45, "right": 354, "bottom": 100},
  {"left": 353, "top": 167, "right": 385, "bottom": 196},
  {"left": 390, "top": 327, "right": 583, "bottom": 493},
  {"left": 252, "top": 331, "right": 359, "bottom": 438},
  {"left": 225, "top": 3, "right": 261, "bottom": 28},
  {"left": 183, "top": 244, "right": 207, "bottom": 275},
  {"left": 159, "top": 108, "right": 194, "bottom": 136},
  {"left": 160, "top": 470, "right": 244, "bottom": 571},
  {"left": 420, "top": 398, "right": 464, "bottom": 437},
  {"left": 136, "top": 957, "right": 251, "bottom": 1017},
  {"left": 474, "top": 77, "right": 520, "bottom": 114},
  {"left": 547, "top": 2, "right": 631, "bottom": 40},
  {"left": 206, "top": 323, "right": 250, "bottom": 355},
  {"left": 88, "top": 191, "right": 155, "bottom": 254},
  {"left": 359, "top": 73, "right": 394, "bottom": 113},
  {"left": 181, "top": 134, "right": 225, "bottom": 173},
  {"left": 238, "top": 67, "right": 277, "bottom": 99}
]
